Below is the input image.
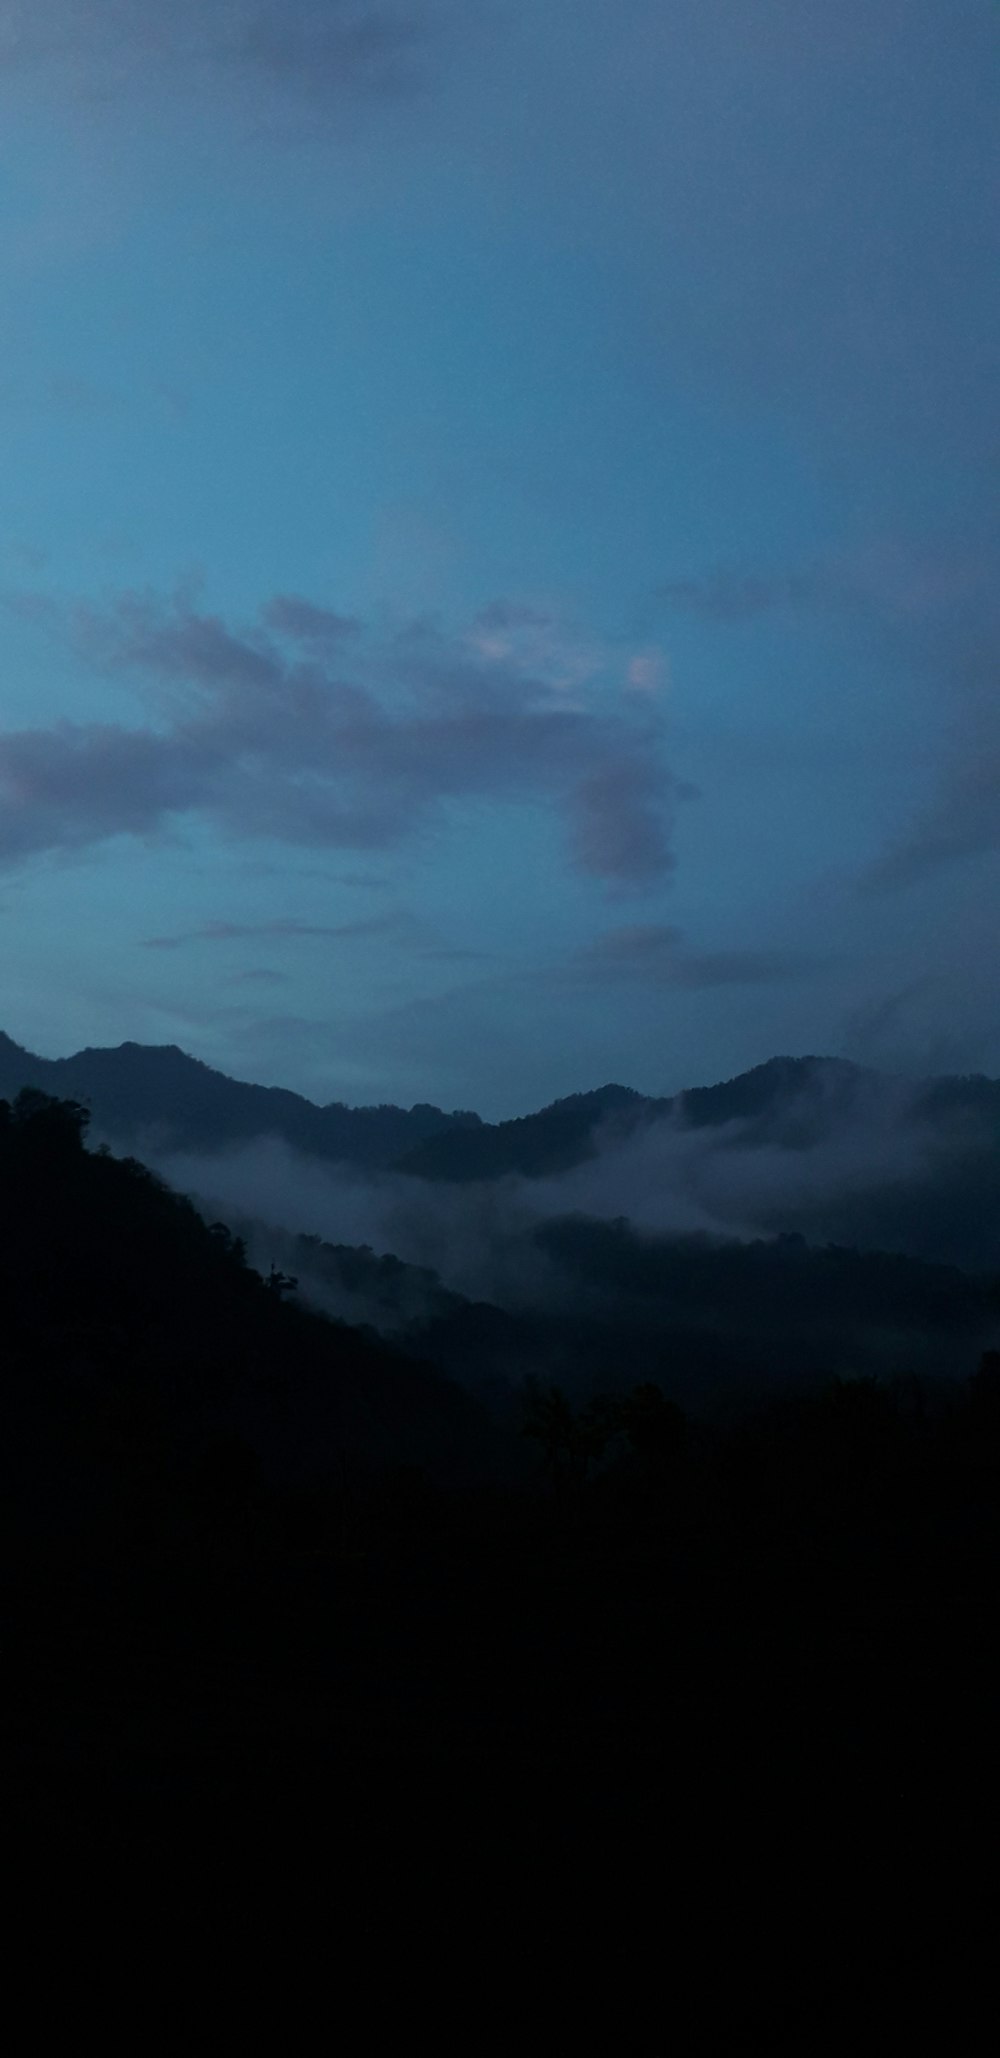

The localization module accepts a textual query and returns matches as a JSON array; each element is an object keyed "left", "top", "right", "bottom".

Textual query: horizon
[
  {"left": 1, "top": 4, "right": 998, "bottom": 1112},
  {"left": 2, "top": 1019, "right": 997, "bottom": 1128}
]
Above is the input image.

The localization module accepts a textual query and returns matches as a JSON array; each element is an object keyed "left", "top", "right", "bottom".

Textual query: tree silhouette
[
  {"left": 969, "top": 1348, "right": 1000, "bottom": 1427},
  {"left": 619, "top": 1382, "right": 685, "bottom": 1468},
  {"left": 520, "top": 1379, "right": 683, "bottom": 1488},
  {"left": 521, "top": 1378, "right": 580, "bottom": 1485}
]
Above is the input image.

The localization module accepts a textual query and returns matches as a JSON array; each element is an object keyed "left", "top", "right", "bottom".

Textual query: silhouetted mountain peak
[
  {"left": 394, "top": 1079, "right": 658, "bottom": 1181},
  {"left": 85, "top": 1040, "right": 205, "bottom": 1069},
  {"left": 675, "top": 1053, "right": 867, "bottom": 1128},
  {"left": 547, "top": 1083, "right": 643, "bottom": 1114},
  {"left": 0, "top": 1030, "right": 482, "bottom": 1170}
]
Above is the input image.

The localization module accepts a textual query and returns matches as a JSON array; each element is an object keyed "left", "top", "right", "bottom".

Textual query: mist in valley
[{"left": 133, "top": 1068, "right": 1000, "bottom": 1414}]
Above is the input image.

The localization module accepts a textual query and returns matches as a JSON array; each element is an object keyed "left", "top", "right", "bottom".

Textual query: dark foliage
[
  {"left": 0, "top": 1087, "right": 491, "bottom": 1543},
  {"left": 4, "top": 1088, "right": 999, "bottom": 2043},
  {"left": 535, "top": 1213, "right": 997, "bottom": 1330}
]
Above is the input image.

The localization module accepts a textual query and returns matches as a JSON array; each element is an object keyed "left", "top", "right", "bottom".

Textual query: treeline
[
  {"left": 5, "top": 1085, "right": 1000, "bottom": 1604},
  {"left": 5, "top": 1090, "right": 999, "bottom": 2042},
  {"left": 0, "top": 1087, "right": 493, "bottom": 1550}
]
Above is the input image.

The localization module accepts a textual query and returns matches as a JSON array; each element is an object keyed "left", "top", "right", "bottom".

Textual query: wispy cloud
[
  {"left": 658, "top": 567, "right": 816, "bottom": 623},
  {"left": 658, "top": 538, "right": 998, "bottom": 632},
  {"left": 860, "top": 582, "right": 1000, "bottom": 891},
  {"left": 864, "top": 743, "right": 1000, "bottom": 892},
  {"left": 657, "top": 534, "right": 1000, "bottom": 907},
  {"left": 142, "top": 912, "right": 411, "bottom": 950},
  {"left": 572, "top": 923, "right": 813, "bottom": 989},
  {"left": 225, "top": 967, "right": 289, "bottom": 987},
  {"left": 0, "top": 2, "right": 432, "bottom": 110}
]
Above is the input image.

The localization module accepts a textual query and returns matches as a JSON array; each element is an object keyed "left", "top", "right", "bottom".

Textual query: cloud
[
  {"left": 658, "top": 567, "right": 816, "bottom": 622},
  {"left": 141, "top": 912, "right": 411, "bottom": 950},
  {"left": 656, "top": 535, "right": 1000, "bottom": 905},
  {"left": 463, "top": 598, "right": 620, "bottom": 700},
  {"left": 260, "top": 595, "right": 361, "bottom": 648},
  {"left": 418, "top": 946, "right": 493, "bottom": 964},
  {"left": 837, "top": 976, "right": 977, "bottom": 1077},
  {"left": 0, "top": 587, "right": 678, "bottom": 886},
  {"left": 625, "top": 650, "right": 668, "bottom": 696},
  {"left": 866, "top": 766, "right": 1000, "bottom": 891},
  {"left": 572, "top": 923, "right": 812, "bottom": 989},
  {"left": 657, "top": 539, "right": 996, "bottom": 632},
  {"left": 862, "top": 599, "right": 1000, "bottom": 890},
  {"left": 0, "top": 2, "right": 431, "bottom": 110},
  {"left": 472, "top": 600, "right": 553, "bottom": 635},
  {"left": 569, "top": 761, "right": 674, "bottom": 887},
  {"left": 0, "top": 721, "right": 214, "bottom": 861}
]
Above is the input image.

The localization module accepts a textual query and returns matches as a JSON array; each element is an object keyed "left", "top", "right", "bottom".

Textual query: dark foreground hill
[
  {"left": 0, "top": 1086, "right": 491, "bottom": 1515},
  {"left": 216, "top": 1211, "right": 999, "bottom": 1421},
  {"left": 5, "top": 1088, "right": 1000, "bottom": 2041}
]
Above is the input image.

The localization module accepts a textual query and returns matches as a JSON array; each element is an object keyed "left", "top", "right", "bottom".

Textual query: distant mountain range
[
  {"left": 4, "top": 1027, "right": 1000, "bottom": 1193},
  {"left": 398, "top": 1054, "right": 1000, "bottom": 1183},
  {"left": 0, "top": 1029, "right": 480, "bottom": 1169},
  {"left": 0, "top": 1032, "right": 866, "bottom": 1178},
  {"left": 3, "top": 1027, "right": 999, "bottom": 1405}
]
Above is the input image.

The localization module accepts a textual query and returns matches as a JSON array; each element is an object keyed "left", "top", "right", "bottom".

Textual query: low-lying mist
[
  {"left": 100, "top": 1073, "right": 998, "bottom": 1418},
  {"left": 138, "top": 1071, "right": 995, "bottom": 1309}
]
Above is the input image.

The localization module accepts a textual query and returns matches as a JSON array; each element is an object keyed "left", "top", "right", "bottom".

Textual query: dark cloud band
[{"left": 0, "top": 588, "right": 678, "bottom": 887}]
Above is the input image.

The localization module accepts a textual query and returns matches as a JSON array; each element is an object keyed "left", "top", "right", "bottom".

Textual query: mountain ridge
[
  {"left": 0, "top": 1029, "right": 480, "bottom": 1169},
  {"left": 4, "top": 1030, "right": 1000, "bottom": 1200}
]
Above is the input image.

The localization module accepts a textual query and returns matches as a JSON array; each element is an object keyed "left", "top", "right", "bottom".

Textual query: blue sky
[{"left": 1, "top": 0, "right": 998, "bottom": 1116}]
